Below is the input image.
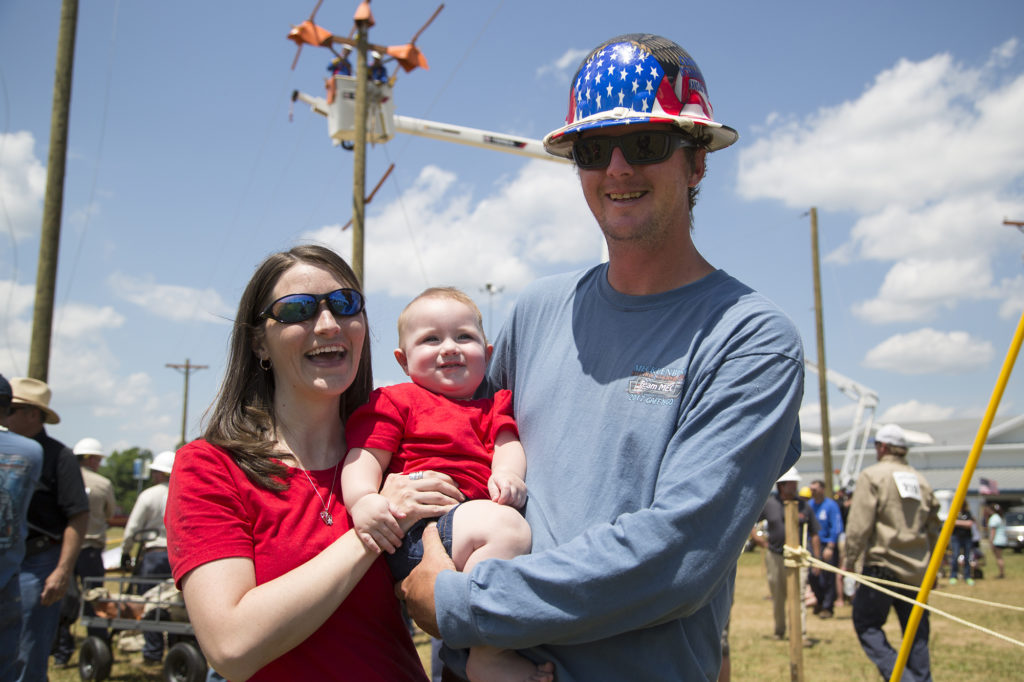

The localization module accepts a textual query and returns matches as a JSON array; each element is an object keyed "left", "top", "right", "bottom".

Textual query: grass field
[{"left": 48, "top": 543, "right": 1024, "bottom": 680}]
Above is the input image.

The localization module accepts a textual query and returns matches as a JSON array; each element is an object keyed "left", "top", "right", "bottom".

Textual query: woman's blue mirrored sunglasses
[
  {"left": 571, "top": 130, "right": 696, "bottom": 170},
  {"left": 260, "top": 288, "right": 365, "bottom": 324}
]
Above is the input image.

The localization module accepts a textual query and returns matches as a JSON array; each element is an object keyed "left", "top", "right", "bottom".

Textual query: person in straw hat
[{"left": 1, "top": 377, "right": 88, "bottom": 680}]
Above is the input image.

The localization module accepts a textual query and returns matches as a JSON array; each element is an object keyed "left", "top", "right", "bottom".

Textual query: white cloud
[
  {"left": 0, "top": 131, "right": 46, "bottom": 241},
  {"left": 303, "top": 160, "right": 596, "bottom": 299},
  {"left": 738, "top": 40, "right": 1024, "bottom": 326},
  {"left": 108, "top": 272, "right": 234, "bottom": 323},
  {"left": 737, "top": 42, "right": 1024, "bottom": 212},
  {"left": 996, "top": 273, "right": 1024, "bottom": 320},
  {"left": 852, "top": 256, "right": 995, "bottom": 323},
  {"left": 863, "top": 328, "right": 993, "bottom": 374},
  {"left": 880, "top": 400, "right": 957, "bottom": 423},
  {"left": 536, "top": 48, "right": 590, "bottom": 80}
]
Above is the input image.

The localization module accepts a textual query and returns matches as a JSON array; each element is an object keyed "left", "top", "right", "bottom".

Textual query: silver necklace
[{"left": 299, "top": 461, "right": 341, "bottom": 526}]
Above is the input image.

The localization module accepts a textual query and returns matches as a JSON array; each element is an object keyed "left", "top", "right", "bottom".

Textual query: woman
[
  {"left": 166, "top": 245, "right": 463, "bottom": 681},
  {"left": 950, "top": 500, "right": 976, "bottom": 585},
  {"left": 985, "top": 502, "right": 1006, "bottom": 579}
]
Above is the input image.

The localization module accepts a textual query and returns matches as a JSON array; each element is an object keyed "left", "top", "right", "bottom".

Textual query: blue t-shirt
[
  {"left": 0, "top": 428, "right": 44, "bottom": 588},
  {"left": 808, "top": 495, "right": 844, "bottom": 544},
  {"left": 437, "top": 265, "right": 804, "bottom": 681}
]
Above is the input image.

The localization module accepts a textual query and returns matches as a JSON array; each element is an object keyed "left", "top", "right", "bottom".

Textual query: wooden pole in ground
[{"left": 784, "top": 499, "right": 804, "bottom": 682}]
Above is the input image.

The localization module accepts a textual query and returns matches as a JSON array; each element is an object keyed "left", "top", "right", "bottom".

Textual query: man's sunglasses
[
  {"left": 259, "top": 288, "right": 365, "bottom": 324},
  {"left": 571, "top": 130, "right": 696, "bottom": 170}
]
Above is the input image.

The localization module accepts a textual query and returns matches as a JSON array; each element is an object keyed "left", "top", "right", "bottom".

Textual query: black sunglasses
[
  {"left": 259, "top": 288, "right": 365, "bottom": 324},
  {"left": 571, "top": 130, "right": 696, "bottom": 170}
]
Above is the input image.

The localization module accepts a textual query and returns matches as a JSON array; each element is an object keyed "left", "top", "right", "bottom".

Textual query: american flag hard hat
[{"left": 542, "top": 34, "right": 738, "bottom": 158}]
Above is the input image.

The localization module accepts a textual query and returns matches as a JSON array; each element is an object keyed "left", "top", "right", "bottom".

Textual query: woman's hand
[{"left": 380, "top": 471, "right": 464, "bottom": 531}]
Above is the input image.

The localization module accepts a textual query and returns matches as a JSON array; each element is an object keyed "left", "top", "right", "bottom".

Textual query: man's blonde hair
[{"left": 397, "top": 287, "right": 486, "bottom": 347}]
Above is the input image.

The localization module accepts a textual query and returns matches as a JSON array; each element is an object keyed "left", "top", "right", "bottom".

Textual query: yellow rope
[{"left": 782, "top": 543, "right": 1024, "bottom": 648}]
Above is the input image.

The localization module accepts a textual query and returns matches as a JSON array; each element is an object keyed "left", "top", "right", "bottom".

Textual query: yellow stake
[{"left": 890, "top": 309, "right": 1024, "bottom": 681}]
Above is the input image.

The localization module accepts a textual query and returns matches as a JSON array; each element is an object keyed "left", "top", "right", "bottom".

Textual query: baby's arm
[
  {"left": 488, "top": 427, "right": 527, "bottom": 509},
  {"left": 341, "top": 447, "right": 402, "bottom": 553}
]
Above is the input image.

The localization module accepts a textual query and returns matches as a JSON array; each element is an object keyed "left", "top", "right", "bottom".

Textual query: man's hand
[
  {"left": 488, "top": 469, "right": 527, "bottom": 508},
  {"left": 40, "top": 566, "right": 71, "bottom": 606},
  {"left": 395, "top": 523, "right": 454, "bottom": 638}
]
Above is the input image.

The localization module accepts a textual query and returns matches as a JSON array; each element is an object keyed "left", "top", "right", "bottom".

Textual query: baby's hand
[
  {"left": 488, "top": 470, "right": 527, "bottom": 509},
  {"left": 350, "top": 493, "right": 403, "bottom": 554}
]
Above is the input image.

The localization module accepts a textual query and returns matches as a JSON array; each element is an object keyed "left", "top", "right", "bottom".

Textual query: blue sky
[{"left": 1, "top": 0, "right": 1022, "bottom": 459}]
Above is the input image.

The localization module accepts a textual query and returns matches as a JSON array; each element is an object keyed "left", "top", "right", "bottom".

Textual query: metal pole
[
  {"left": 28, "top": 0, "right": 79, "bottom": 381},
  {"left": 351, "top": 21, "right": 369, "bottom": 285},
  {"left": 810, "top": 207, "right": 834, "bottom": 493}
]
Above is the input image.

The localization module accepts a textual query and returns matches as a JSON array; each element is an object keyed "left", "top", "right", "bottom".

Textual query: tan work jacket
[{"left": 845, "top": 454, "right": 941, "bottom": 586}]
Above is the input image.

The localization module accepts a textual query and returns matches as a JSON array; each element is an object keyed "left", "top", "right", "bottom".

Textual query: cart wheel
[
  {"left": 163, "top": 641, "right": 207, "bottom": 682},
  {"left": 78, "top": 636, "right": 113, "bottom": 681}
]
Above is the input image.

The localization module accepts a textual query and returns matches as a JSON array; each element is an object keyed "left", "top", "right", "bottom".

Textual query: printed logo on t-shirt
[
  {"left": 892, "top": 471, "right": 922, "bottom": 501},
  {"left": 627, "top": 364, "right": 684, "bottom": 406}
]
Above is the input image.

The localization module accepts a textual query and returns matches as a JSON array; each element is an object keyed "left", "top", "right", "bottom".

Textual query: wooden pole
[
  {"left": 28, "top": 0, "right": 79, "bottom": 381},
  {"left": 351, "top": 20, "right": 369, "bottom": 286},
  {"left": 784, "top": 499, "right": 805, "bottom": 682},
  {"left": 810, "top": 207, "right": 834, "bottom": 493},
  {"left": 166, "top": 359, "right": 207, "bottom": 447}
]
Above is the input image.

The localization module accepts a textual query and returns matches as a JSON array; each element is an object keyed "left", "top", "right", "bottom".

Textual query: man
[
  {"left": 122, "top": 449, "right": 174, "bottom": 664},
  {"left": 399, "top": 34, "right": 804, "bottom": 680},
  {"left": 53, "top": 438, "right": 117, "bottom": 664},
  {"left": 1, "top": 377, "right": 88, "bottom": 681},
  {"left": 846, "top": 423, "right": 940, "bottom": 681},
  {"left": 750, "top": 467, "right": 820, "bottom": 646},
  {"left": 0, "top": 375, "right": 44, "bottom": 681},
  {"left": 808, "top": 478, "right": 843, "bottom": 618}
]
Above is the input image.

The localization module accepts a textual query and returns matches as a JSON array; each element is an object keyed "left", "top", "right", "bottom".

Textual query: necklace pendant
[{"left": 320, "top": 510, "right": 334, "bottom": 526}]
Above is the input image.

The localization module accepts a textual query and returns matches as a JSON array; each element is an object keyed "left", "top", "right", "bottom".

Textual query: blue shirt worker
[
  {"left": 0, "top": 374, "right": 44, "bottom": 682},
  {"left": 808, "top": 478, "right": 843, "bottom": 618},
  {"left": 397, "top": 33, "right": 804, "bottom": 681},
  {"left": 1, "top": 377, "right": 88, "bottom": 682}
]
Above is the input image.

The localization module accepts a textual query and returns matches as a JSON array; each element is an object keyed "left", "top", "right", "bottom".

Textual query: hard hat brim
[{"left": 543, "top": 112, "right": 739, "bottom": 159}]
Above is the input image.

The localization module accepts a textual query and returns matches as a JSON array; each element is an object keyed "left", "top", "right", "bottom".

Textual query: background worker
[
  {"left": 1, "top": 377, "right": 88, "bottom": 682},
  {"left": 0, "top": 374, "right": 44, "bottom": 681},
  {"left": 845, "top": 423, "right": 941, "bottom": 681},
  {"left": 751, "top": 467, "right": 820, "bottom": 647},
  {"left": 808, "top": 478, "right": 843, "bottom": 619},
  {"left": 53, "top": 438, "right": 117, "bottom": 664},
  {"left": 121, "top": 449, "right": 174, "bottom": 664}
]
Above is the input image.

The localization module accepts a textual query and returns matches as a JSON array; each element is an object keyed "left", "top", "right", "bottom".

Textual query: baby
[{"left": 343, "top": 287, "right": 552, "bottom": 682}]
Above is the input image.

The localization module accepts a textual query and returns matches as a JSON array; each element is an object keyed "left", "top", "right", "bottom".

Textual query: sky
[{"left": 1, "top": 0, "right": 1023, "bottom": 460}]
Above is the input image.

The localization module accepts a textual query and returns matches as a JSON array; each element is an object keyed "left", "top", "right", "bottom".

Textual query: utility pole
[
  {"left": 350, "top": 1, "right": 373, "bottom": 285},
  {"left": 809, "top": 207, "right": 834, "bottom": 493},
  {"left": 480, "top": 282, "right": 504, "bottom": 339},
  {"left": 166, "top": 359, "right": 208, "bottom": 447},
  {"left": 28, "top": 0, "right": 79, "bottom": 381}
]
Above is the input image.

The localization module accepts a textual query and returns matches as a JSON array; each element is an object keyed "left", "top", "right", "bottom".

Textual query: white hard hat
[
  {"left": 777, "top": 467, "right": 800, "bottom": 484},
  {"left": 875, "top": 424, "right": 908, "bottom": 448},
  {"left": 73, "top": 437, "right": 106, "bottom": 458},
  {"left": 151, "top": 450, "right": 176, "bottom": 474}
]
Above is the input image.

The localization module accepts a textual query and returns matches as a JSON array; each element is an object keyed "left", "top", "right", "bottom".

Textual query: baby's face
[{"left": 396, "top": 297, "right": 489, "bottom": 400}]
